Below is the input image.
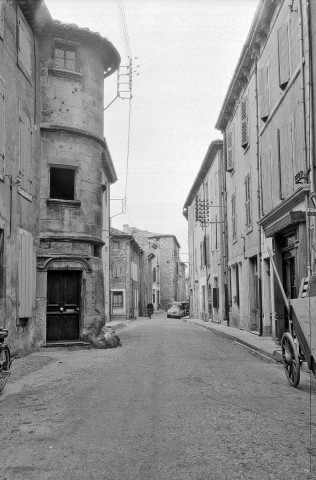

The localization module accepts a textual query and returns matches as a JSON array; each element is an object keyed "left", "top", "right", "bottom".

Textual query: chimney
[{"left": 123, "top": 224, "right": 130, "bottom": 233}]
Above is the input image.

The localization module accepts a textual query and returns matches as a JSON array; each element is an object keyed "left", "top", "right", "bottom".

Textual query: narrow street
[{"left": 1, "top": 312, "right": 315, "bottom": 480}]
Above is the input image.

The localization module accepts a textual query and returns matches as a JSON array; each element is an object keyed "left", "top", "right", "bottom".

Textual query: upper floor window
[
  {"left": 50, "top": 167, "right": 75, "bottom": 200},
  {"left": 278, "top": 23, "right": 290, "bottom": 90},
  {"left": 231, "top": 193, "right": 237, "bottom": 239},
  {"left": 258, "top": 65, "right": 270, "bottom": 122},
  {"left": 112, "top": 241, "right": 120, "bottom": 250},
  {"left": 18, "top": 9, "right": 33, "bottom": 80},
  {"left": 19, "top": 111, "right": 33, "bottom": 198},
  {"left": 153, "top": 267, "right": 157, "bottom": 283},
  {"left": 244, "top": 174, "right": 252, "bottom": 228},
  {"left": 226, "top": 127, "right": 234, "bottom": 172},
  {"left": 241, "top": 96, "right": 249, "bottom": 149},
  {"left": 53, "top": 42, "right": 78, "bottom": 72}
]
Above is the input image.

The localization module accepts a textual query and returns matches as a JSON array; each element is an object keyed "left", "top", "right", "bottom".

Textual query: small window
[
  {"left": 113, "top": 291, "right": 123, "bottom": 308},
  {"left": 112, "top": 241, "right": 120, "bottom": 250},
  {"left": 54, "top": 43, "right": 77, "bottom": 72},
  {"left": 94, "top": 245, "right": 102, "bottom": 258},
  {"left": 50, "top": 167, "right": 75, "bottom": 200}
]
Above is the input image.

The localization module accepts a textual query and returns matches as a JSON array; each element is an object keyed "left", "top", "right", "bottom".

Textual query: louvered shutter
[
  {"left": 226, "top": 128, "right": 234, "bottom": 171},
  {"left": 278, "top": 122, "right": 293, "bottom": 199},
  {"left": 241, "top": 97, "right": 249, "bottom": 148},
  {"left": 0, "top": 77, "right": 4, "bottom": 179},
  {"left": 205, "top": 235, "right": 210, "bottom": 265},
  {"left": 18, "top": 230, "right": 33, "bottom": 318},
  {"left": 258, "top": 66, "right": 270, "bottom": 120},
  {"left": 261, "top": 150, "right": 273, "bottom": 214},
  {"left": 0, "top": 1, "right": 4, "bottom": 39},
  {"left": 18, "top": 9, "right": 33, "bottom": 78},
  {"left": 244, "top": 175, "right": 252, "bottom": 227},
  {"left": 278, "top": 23, "right": 290, "bottom": 88},
  {"left": 19, "top": 112, "right": 32, "bottom": 194}
]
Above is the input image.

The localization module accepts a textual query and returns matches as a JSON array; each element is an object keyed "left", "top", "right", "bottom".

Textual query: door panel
[{"left": 46, "top": 271, "right": 80, "bottom": 341}]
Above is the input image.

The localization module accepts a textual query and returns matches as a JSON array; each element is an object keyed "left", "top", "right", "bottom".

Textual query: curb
[{"left": 183, "top": 318, "right": 283, "bottom": 364}]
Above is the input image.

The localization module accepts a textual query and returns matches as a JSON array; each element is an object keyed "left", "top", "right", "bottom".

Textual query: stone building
[
  {"left": 183, "top": 140, "right": 226, "bottom": 323},
  {"left": 0, "top": 0, "right": 51, "bottom": 354},
  {"left": 214, "top": 0, "right": 316, "bottom": 340},
  {"left": 109, "top": 227, "right": 143, "bottom": 320},
  {"left": 121, "top": 225, "right": 182, "bottom": 310},
  {"left": 36, "top": 19, "right": 120, "bottom": 342}
]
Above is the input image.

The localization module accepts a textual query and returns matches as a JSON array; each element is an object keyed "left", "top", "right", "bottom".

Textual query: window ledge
[
  {"left": 48, "top": 68, "right": 83, "bottom": 81},
  {"left": 47, "top": 199, "right": 81, "bottom": 208}
]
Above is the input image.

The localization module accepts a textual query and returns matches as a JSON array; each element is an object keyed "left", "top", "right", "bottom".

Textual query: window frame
[
  {"left": 49, "top": 166, "right": 77, "bottom": 201},
  {"left": 53, "top": 40, "right": 79, "bottom": 73}
]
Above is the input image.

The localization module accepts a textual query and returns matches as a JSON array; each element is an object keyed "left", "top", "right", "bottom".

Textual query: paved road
[{"left": 0, "top": 312, "right": 315, "bottom": 480}]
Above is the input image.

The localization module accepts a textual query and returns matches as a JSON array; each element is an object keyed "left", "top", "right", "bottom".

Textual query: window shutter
[
  {"left": 0, "top": 1, "right": 4, "bottom": 39},
  {"left": 226, "top": 128, "right": 234, "bottom": 171},
  {"left": 278, "top": 122, "right": 293, "bottom": 199},
  {"left": 18, "top": 9, "right": 33, "bottom": 78},
  {"left": 258, "top": 66, "right": 270, "bottom": 120},
  {"left": 278, "top": 23, "right": 290, "bottom": 88},
  {"left": 244, "top": 175, "right": 252, "bottom": 227},
  {"left": 205, "top": 235, "right": 210, "bottom": 265},
  {"left": 261, "top": 150, "right": 273, "bottom": 214},
  {"left": 241, "top": 97, "right": 249, "bottom": 148},
  {"left": 18, "top": 230, "right": 33, "bottom": 318},
  {"left": 231, "top": 194, "right": 237, "bottom": 238},
  {"left": 0, "top": 77, "right": 4, "bottom": 179},
  {"left": 19, "top": 112, "right": 32, "bottom": 194}
]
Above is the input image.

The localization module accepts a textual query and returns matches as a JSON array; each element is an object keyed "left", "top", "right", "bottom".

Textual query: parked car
[{"left": 167, "top": 302, "right": 185, "bottom": 319}]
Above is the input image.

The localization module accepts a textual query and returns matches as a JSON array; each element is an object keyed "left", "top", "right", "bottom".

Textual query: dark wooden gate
[{"left": 46, "top": 271, "right": 81, "bottom": 341}]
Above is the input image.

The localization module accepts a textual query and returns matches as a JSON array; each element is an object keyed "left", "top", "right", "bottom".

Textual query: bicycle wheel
[{"left": 0, "top": 346, "right": 11, "bottom": 392}]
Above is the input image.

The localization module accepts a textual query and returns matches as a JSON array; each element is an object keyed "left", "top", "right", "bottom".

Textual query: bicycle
[{"left": 0, "top": 329, "right": 12, "bottom": 393}]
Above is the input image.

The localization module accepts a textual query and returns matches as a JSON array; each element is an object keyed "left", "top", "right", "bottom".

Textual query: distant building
[
  {"left": 36, "top": 18, "right": 120, "bottom": 342},
  {"left": 110, "top": 227, "right": 143, "bottom": 320},
  {"left": 183, "top": 140, "right": 226, "bottom": 323}
]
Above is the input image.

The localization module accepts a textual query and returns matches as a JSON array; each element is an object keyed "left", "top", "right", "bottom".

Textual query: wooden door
[{"left": 46, "top": 271, "right": 81, "bottom": 341}]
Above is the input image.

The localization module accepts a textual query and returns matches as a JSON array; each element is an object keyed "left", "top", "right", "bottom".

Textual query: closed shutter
[
  {"left": 19, "top": 111, "right": 32, "bottom": 194},
  {"left": 226, "top": 128, "right": 234, "bottom": 171},
  {"left": 278, "top": 23, "right": 290, "bottom": 88},
  {"left": 258, "top": 66, "right": 270, "bottom": 120},
  {"left": 205, "top": 235, "right": 210, "bottom": 265},
  {"left": 18, "top": 9, "right": 33, "bottom": 78},
  {"left": 18, "top": 230, "right": 33, "bottom": 318},
  {"left": 0, "top": 77, "right": 4, "bottom": 179},
  {"left": 261, "top": 150, "right": 273, "bottom": 214},
  {"left": 244, "top": 175, "right": 252, "bottom": 228},
  {"left": 0, "top": 1, "right": 4, "bottom": 39},
  {"left": 231, "top": 194, "right": 236, "bottom": 238},
  {"left": 241, "top": 97, "right": 249, "bottom": 148},
  {"left": 278, "top": 122, "right": 293, "bottom": 199}
]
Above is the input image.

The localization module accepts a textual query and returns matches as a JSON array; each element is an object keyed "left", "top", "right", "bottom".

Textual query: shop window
[{"left": 50, "top": 167, "right": 75, "bottom": 200}]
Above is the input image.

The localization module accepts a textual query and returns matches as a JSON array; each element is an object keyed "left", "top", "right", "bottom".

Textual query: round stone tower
[{"left": 36, "top": 21, "right": 120, "bottom": 343}]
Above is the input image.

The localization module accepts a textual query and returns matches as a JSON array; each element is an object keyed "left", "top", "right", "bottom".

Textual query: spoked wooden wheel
[{"left": 281, "top": 332, "right": 300, "bottom": 387}]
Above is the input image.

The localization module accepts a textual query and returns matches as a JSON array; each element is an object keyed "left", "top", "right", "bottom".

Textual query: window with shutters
[
  {"left": 0, "top": 0, "right": 4, "bottom": 40},
  {"left": 18, "top": 230, "right": 33, "bottom": 319},
  {"left": 258, "top": 65, "right": 270, "bottom": 121},
  {"left": 245, "top": 174, "right": 252, "bottom": 228},
  {"left": 241, "top": 96, "right": 249, "bottom": 149},
  {"left": 226, "top": 128, "right": 234, "bottom": 172},
  {"left": 278, "top": 23, "right": 290, "bottom": 89},
  {"left": 17, "top": 9, "right": 33, "bottom": 79},
  {"left": 53, "top": 42, "right": 78, "bottom": 72},
  {"left": 50, "top": 167, "right": 75, "bottom": 200},
  {"left": 19, "top": 111, "right": 32, "bottom": 199},
  {"left": 0, "top": 77, "right": 4, "bottom": 180},
  {"left": 278, "top": 122, "right": 294, "bottom": 199},
  {"left": 231, "top": 194, "right": 237, "bottom": 240}
]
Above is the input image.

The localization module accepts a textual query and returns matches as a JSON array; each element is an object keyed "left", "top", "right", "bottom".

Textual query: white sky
[{"left": 45, "top": 0, "right": 259, "bottom": 260}]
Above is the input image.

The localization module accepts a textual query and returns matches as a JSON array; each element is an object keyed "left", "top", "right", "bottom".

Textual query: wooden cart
[{"left": 281, "top": 296, "right": 316, "bottom": 387}]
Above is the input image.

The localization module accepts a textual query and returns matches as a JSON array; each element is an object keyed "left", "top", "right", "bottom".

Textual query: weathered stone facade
[
  {"left": 35, "top": 20, "right": 120, "bottom": 343},
  {"left": 110, "top": 228, "right": 143, "bottom": 320},
  {"left": 0, "top": 1, "right": 50, "bottom": 355}
]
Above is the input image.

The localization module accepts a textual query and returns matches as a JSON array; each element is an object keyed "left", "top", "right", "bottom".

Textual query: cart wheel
[{"left": 281, "top": 332, "right": 300, "bottom": 387}]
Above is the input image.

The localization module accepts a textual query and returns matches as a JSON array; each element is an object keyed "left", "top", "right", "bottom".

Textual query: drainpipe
[
  {"left": 255, "top": 60, "right": 263, "bottom": 336},
  {"left": 305, "top": 0, "right": 316, "bottom": 274}
]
